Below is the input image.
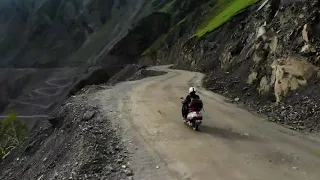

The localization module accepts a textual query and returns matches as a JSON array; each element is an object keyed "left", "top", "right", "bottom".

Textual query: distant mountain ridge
[{"left": 0, "top": 0, "right": 147, "bottom": 68}]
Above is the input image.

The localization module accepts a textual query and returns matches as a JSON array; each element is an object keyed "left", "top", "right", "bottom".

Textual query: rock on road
[{"left": 99, "top": 65, "right": 320, "bottom": 180}]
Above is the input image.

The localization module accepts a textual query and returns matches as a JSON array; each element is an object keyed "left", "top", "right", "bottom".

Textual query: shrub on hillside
[{"left": 0, "top": 112, "right": 29, "bottom": 160}]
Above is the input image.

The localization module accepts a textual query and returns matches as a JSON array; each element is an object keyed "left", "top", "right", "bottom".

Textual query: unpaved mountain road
[{"left": 99, "top": 65, "right": 320, "bottom": 180}]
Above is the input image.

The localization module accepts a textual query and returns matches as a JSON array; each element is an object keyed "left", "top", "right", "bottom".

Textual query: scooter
[{"left": 181, "top": 97, "right": 203, "bottom": 131}]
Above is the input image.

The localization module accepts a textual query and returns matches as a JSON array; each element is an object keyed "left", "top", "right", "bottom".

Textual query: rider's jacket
[{"left": 183, "top": 94, "right": 200, "bottom": 105}]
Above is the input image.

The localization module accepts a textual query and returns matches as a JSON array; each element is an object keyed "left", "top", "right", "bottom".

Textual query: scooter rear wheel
[{"left": 193, "top": 125, "right": 199, "bottom": 131}]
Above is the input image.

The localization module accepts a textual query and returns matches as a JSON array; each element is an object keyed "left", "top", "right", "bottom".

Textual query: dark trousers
[{"left": 182, "top": 104, "right": 188, "bottom": 119}]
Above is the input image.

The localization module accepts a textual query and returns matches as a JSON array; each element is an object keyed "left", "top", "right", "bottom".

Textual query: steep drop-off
[{"left": 0, "top": 0, "right": 168, "bottom": 127}]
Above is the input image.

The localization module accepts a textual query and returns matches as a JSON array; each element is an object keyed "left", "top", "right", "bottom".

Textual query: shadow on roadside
[{"left": 199, "top": 125, "right": 261, "bottom": 142}]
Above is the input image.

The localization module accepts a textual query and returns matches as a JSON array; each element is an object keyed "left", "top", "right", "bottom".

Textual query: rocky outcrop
[
  {"left": 106, "top": 64, "right": 166, "bottom": 85},
  {"left": 68, "top": 65, "right": 126, "bottom": 96},
  {"left": 106, "top": 65, "right": 143, "bottom": 85},
  {"left": 272, "top": 55, "right": 319, "bottom": 103}
]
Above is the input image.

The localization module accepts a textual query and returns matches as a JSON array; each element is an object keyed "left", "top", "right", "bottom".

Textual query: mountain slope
[
  {"left": 132, "top": 0, "right": 320, "bottom": 132},
  {"left": 0, "top": 0, "right": 165, "bottom": 126},
  {"left": 3, "top": 0, "right": 320, "bottom": 179},
  {"left": 0, "top": 0, "right": 154, "bottom": 68}
]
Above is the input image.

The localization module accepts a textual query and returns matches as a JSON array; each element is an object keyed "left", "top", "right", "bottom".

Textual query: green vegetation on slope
[
  {"left": 194, "top": 0, "right": 258, "bottom": 37},
  {"left": 171, "top": 17, "right": 187, "bottom": 30},
  {"left": 142, "top": 0, "right": 258, "bottom": 56},
  {"left": 0, "top": 112, "right": 29, "bottom": 160},
  {"left": 159, "top": 0, "right": 176, "bottom": 13}
]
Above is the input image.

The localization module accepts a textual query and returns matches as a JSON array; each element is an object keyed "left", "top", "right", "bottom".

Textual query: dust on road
[{"left": 99, "top": 66, "right": 320, "bottom": 180}]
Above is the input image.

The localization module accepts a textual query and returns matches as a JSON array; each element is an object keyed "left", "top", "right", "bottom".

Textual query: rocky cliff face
[{"left": 137, "top": 0, "right": 320, "bottom": 132}]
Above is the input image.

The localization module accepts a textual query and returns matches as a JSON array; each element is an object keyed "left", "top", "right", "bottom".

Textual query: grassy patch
[
  {"left": 168, "top": 17, "right": 187, "bottom": 32},
  {"left": 142, "top": 0, "right": 258, "bottom": 55},
  {"left": 194, "top": 0, "right": 258, "bottom": 37},
  {"left": 176, "top": 17, "right": 187, "bottom": 27},
  {"left": 0, "top": 112, "right": 29, "bottom": 160},
  {"left": 159, "top": 0, "right": 176, "bottom": 13}
]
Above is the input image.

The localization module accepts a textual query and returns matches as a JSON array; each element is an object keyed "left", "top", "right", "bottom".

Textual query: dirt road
[{"left": 100, "top": 66, "right": 320, "bottom": 180}]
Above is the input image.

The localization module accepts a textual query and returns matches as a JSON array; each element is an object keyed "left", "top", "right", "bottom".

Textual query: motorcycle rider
[{"left": 182, "top": 87, "right": 201, "bottom": 120}]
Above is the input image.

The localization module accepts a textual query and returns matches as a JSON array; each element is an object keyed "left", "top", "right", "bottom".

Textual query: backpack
[{"left": 189, "top": 98, "right": 203, "bottom": 110}]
